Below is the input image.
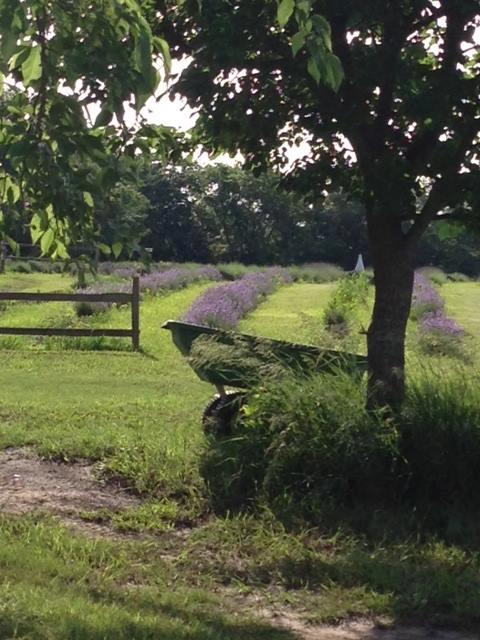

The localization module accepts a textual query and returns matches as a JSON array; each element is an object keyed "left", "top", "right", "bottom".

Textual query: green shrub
[
  {"left": 217, "top": 262, "right": 261, "bottom": 280},
  {"left": 401, "top": 371, "right": 480, "bottom": 511},
  {"left": 287, "top": 262, "right": 344, "bottom": 283},
  {"left": 9, "top": 260, "right": 32, "bottom": 273},
  {"left": 74, "top": 301, "right": 97, "bottom": 317},
  {"left": 448, "top": 272, "right": 471, "bottom": 282},
  {"left": 28, "top": 260, "right": 49, "bottom": 273},
  {"left": 322, "top": 272, "right": 370, "bottom": 332},
  {"left": 417, "top": 266, "right": 448, "bottom": 285},
  {"left": 216, "top": 262, "right": 345, "bottom": 283},
  {"left": 6, "top": 259, "right": 64, "bottom": 274},
  {"left": 322, "top": 300, "right": 350, "bottom": 334},
  {"left": 416, "top": 328, "right": 469, "bottom": 361},
  {"left": 202, "top": 367, "right": 480, "bottom": 533},
  {"left": 201, "top": 372, "right": 398, "bottom": 517}
]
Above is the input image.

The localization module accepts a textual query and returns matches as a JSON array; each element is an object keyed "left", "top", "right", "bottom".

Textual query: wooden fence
[{"left": 0, "top": 276, "right": 140, "bottom": 349}]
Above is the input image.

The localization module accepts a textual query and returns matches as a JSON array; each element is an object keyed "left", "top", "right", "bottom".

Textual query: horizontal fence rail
[
  {"left": 0, "top": 276, "right": 140, "bottom": 349},
  {"left": 0, "top": 292, "right": 132, "bottom": 303}
]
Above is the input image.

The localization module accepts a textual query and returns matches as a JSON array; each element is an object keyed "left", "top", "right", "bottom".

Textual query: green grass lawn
[
  {"left": 240, "top": 282, "right": 335, "bottom": 342},
  {"left": 2, "top": 273, "right": 480, "bottom": 636},
  {"left": 0, "top": 271, "right": 74, "bottom": 292},
  {"left": 442, "top": 282, "right": 480, "bottom": 338},
  {"left": 0, "top": 282, "right": 215, "bottom": 496}
]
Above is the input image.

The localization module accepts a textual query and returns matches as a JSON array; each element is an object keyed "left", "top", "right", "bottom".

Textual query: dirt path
[
  {"left": 269, "top": 617, "right": 479, "bottom": 640},
  {"left": 0, "top": 448, "right": 477, "bottom": 640},
  {"left": 0, "top": 447, "right": 139, "bottom": 518}
]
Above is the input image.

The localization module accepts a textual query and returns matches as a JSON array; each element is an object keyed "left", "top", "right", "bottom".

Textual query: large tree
[{"left": 160, "top": 0, "right": 480, "bottom": 406}]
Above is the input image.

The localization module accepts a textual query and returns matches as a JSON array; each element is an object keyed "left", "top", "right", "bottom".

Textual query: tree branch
[{"left": 406, "top": 122, "right": 478, "bottom": 244}]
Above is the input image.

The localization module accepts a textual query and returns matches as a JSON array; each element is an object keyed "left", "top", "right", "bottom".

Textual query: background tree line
[{"left": 6, "top": 161, "right": 480, "bottom": 275}]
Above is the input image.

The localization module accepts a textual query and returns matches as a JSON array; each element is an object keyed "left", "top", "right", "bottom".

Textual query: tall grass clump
[
  {"left": 401, "top": 369, "right": 480, "bottom": 512},
  {"left": 202, "top": 366, "right": 480, "bottom": 536},
  {"left": 201, "top": 371, "right": 399, "bottom": 517},
  {"left": 287, "top": 262, "right": 344, "bottom": 283},
  {"left": 322, "top": 272, "right": 370, "bottom": 332},
  {"left": 216, "top": 262, "right": 262, "bottom": 280},
  {"left": 417, "top": 266, "right": 448, "bottom": 285}
]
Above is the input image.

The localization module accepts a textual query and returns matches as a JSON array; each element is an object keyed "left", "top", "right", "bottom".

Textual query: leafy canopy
[
  {"left": 0, "top": 0, "right": 171, "bottom": 258},
  {"left": 163, "top": 0, "right": 479, "bottom": 238}
]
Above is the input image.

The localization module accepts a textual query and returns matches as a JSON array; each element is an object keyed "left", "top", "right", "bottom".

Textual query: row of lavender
[
  {"left": 411, "top": 273, "right": 464, "bottom": 356},
  {"left": 76, "top": 266, "right": 222, "bottom": 315},
  {"left": 182, "top": 268, "right": 293, "bottom": 330}
]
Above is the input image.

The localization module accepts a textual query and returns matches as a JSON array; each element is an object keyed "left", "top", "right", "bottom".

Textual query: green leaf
[
  {"left": 55, "top": 240, "right": 69, "bottom": 260},
  {"left": 134, "top": 17, "right": 152, "bottom": 75},
  {"left": 155, "top": 37, "right": 171, "bottom": 74},
  {"left": 296, "top": 0, "right": 311, "bottom": 15},
  {"left": 307, "top": 57, "right": 321, "bottom": 84},
  {"left": 98, "top": 243, "right": 111, "bottom": 256},
  {"left": 436, "top": 221, "right": 462, "bottom": 241},
  {"left": 311, "top": 14, "right": 332, "bottom": 50},
  {"left": 8, "top": 46, "right": 30, "bottom": 71},
  {"left": 325, "top": 54, "right": 344, "bottom": 91},
  {"left": 135, "top": 67, "right": 159, "bottom": 110},
  {"left": 21, "top": 45, "right": 42, "bottom": 84},
  {"left": 95, "top": 105, "right": 114, "bottom": 127},
  {"left": 0, "top": 30, "right": 19, "bottom": 62},
  {"left": 83, "top": 191, "right": 94, "bottom": 208},
  {"left": 30, "top": 213, "right": 43, "bottom": 243},
  {"left": 277, "top": 0, "right": 295, "bottom": 27},
  {"left": 112, "top": 241, "right": 122, "bottom": 258},
  {"left": 291, "top": 31, "right": 306, "bottom": 56},
  {"left": 5, "top": 235, "right": 17, "bottom": 252},
  {"left": 40, "top": 228, "right": 54, "bottom": 255},
  {"left": 6, "top": 180, "right": 20, "bottom": 205}
]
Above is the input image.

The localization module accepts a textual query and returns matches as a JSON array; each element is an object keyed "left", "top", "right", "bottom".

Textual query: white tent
[{"left": 354, "top": 254, "right": 365, "bottom": 273}]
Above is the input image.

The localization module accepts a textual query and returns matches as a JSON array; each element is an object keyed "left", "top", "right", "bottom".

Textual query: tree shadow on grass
[
  {"left": 255, "top": 535, "right": 480, "bottom": 631},
  {"left": 0, "top": 600, "right": 295, "bottom": 640}
]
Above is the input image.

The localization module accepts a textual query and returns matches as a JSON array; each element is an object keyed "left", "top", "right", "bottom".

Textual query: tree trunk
[{"left": 367, "top": 217, "right": 415, "bottom": 409}]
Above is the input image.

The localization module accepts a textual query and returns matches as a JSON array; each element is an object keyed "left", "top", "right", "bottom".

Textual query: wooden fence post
[{"left": 131, "top": 276, "right": 140, "bottom": 350}]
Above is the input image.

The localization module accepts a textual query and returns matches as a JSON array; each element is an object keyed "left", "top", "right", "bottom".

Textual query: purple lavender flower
[
  {"left": 411, "top": 272, "right": 444, "bottom": 318},
  {"left": 420, "top": 312, "right": 464, "bottom": 337},
  {"left": 139, "top": 266, "right": 222, "bottom": 295},
  {"left": 182, "top": 269, "right": 291, "bottom": 329},
  {"left": 412, "top": 272, "right": 465, "bottom": 355},
  {"left": 111, "top": 267, "right": 138, "bottom": 279}
]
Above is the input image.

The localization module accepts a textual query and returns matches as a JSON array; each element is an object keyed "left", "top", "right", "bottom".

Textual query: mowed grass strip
[
  {"left": 240, "top": 283, "right": 335, "bottom": 343},
  {"left": 442, "top": 282, "right": 480, "bottom": 337},
  {"left": 0, "top": 271, "right": 74, "bottom": 293}
]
